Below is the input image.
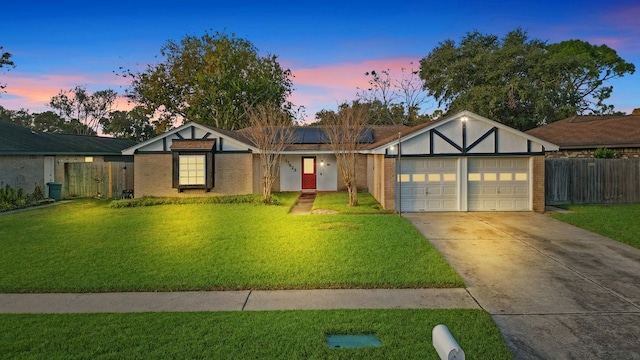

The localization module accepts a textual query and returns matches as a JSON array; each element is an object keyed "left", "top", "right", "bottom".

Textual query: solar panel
[{"left": 291, "top": 127, "right": 374, "bottom": 144}]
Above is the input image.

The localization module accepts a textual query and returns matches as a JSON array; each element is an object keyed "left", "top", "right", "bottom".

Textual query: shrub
[
  {"left": 28, "top": 185, "right": 45, "bottom": 202},
  {"left": 108, "top": 194, "right": 282, "bottom": 208},
  {"left": 0, "top": 184, "right": 51, "bottom": 212},
  {"left": 593, "top": 148, "right": 620, "bottom": 159}
]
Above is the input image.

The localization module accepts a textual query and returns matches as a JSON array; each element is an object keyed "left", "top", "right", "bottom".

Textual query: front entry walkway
[
  {"left": 289, "top": 193, "right": 315, "bottom": 214},
  {"left": 404, "top": 212, "right": 640, "bottom": 359}
]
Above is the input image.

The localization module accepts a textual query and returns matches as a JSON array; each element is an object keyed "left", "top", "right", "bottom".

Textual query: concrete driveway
[{"left": 404, "top": 211, "right": 640, "bottom": 360}]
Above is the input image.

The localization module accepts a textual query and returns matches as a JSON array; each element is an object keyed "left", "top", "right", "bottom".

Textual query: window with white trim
[{"left": 179, "top": 155, "right": 206, "bottom": 185}]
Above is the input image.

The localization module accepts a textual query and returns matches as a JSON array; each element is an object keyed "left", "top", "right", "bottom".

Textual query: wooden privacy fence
[
  {"left": 545, "top": 158, "right": 640, "bottom": 205},
  {"left": 63, "top": 161, "right": 134, "bottom": 199}
]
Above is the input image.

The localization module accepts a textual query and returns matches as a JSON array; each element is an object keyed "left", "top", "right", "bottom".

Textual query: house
[
  {"left": 122, "top": 110, "right": 558, "bottom": 212},
  {"left": 0, "top": 121, "right": 137, "bottom": 199},
  {"left": 526, "top": 114, "right": 640, "bottom": 158}
]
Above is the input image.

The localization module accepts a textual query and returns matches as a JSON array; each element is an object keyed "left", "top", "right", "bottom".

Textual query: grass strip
[
  {"left": 312, "top": 192, "right": 394, "bottom": 214},
  {"left": 549, "top": 203, "right": 640, "bottom": 249},
  {"left": 0, "top": 309, "right": 511, "bottom": 359}
]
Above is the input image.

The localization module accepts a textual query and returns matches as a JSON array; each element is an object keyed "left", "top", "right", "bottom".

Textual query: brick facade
[
  {"left": 355, "top": 154, "right": 368, "bottom": 191},
  {"left": 367, "top": 155, "right": 396, "bottom": 210},
  {"left": 134, "top": 152, "right": 254, "bottom": 198},
  {"left": 545, "top": 148, "right": 640, "bottom": 159},
  {"left": 383, "top": 157, "right": 397, "bottom": 211},
  {"left": 531, "top": 155, "right": 545, "bottom": 213},
  {"left": 0, "top": 155, "right": 43, "bottom": 194},
  {"left": 335, "top": 154, "right": 369, "bottom": 192}
]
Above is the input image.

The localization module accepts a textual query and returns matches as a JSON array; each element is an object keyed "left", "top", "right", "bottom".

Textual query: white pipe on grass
[{"left": 432, "top": 324, "right": 465, "bottom": 360}]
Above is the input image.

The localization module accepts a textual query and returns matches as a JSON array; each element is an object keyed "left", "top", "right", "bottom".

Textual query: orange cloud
[{"left": 1, "top": 72, "right": 133, "bottom": 112}]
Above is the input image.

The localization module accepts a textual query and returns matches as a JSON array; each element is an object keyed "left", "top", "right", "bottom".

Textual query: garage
[
  {"left": 374, "top": 111, "right": 558, "bottom": 213},
  {"left": 398, "top": 158, "right": 458, "bottom": 212},
  {"left": 467, "top": 157, "right": 530, "bottom": 211}
]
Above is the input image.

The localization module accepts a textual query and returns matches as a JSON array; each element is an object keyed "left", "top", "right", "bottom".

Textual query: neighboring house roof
[
  {"left": 0, "top": 121, "right": 138, "bottom": 155},
  {"left": 525, "top": 114, "right": 640, "bottom": 150}
]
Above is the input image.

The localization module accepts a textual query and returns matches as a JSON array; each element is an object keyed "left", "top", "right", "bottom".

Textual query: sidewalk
[{"left": 0, "top": 288, "right": 479, "bottom": 314}]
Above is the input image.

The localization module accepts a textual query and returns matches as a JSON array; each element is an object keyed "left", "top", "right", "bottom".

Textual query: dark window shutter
[
  {"left": 172, "top": 152, "right": 179, "bottom": 188},
  {"left": 206, "top": 152, "right": 214, "bottom": 189}
]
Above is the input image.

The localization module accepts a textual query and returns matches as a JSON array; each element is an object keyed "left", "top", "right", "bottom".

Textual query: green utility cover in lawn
[{"left": 326, "top": 334, "right": 382, "bottom": 349}]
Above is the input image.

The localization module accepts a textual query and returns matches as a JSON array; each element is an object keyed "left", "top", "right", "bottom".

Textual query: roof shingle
[
  {"left": 525, "top": 115, "right": 640, "bottom": 149},
  {"left": 0, "top": 121, "right": 138, "bottom": 155}
]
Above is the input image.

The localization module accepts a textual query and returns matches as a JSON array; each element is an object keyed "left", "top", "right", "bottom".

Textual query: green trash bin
[{"left": 47, "top": 182, "right": 62, "bottom": 202}]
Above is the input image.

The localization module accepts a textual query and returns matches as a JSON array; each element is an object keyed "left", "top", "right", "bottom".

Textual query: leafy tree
[
  {"left": 0, "top": 105, "right": 96, "bottom": 134},
  {"left": 0, "top": 106, "right": 33, "bottom": 127},
  {"left": 322, "top": 101, "right": 370, "bottom": 206},
  {"left": 32, "top": 111, "right": 67, "bottom": 133},
  {"left": 0, "top": 46, "right": 15, "bottom": 93},
  {"left": 545, "top": 40, "right": 636, "bottom": 117},
  {"left": 10, "top": 108, "right": 35, "bottom": 128},
  {"left": 419, "top": 29, "right": 635, "bottom": 130},
  {"left": 0, "top": 105, "right": 11, "bottom": 122},
  {"left": 100, "top": 106, "right": 155, "bottom": 141},
  {"left": 48, "top": 86, "right": 117, "bottom": 135},
  {"left": 123, "top": 31, "right": 293, "bottom": 131},
  {"left": 242, "top": 103, "right": 296, "bottom": 204},
  {"left": 314, "top": 100, "right": 411, "bottom": 126}
]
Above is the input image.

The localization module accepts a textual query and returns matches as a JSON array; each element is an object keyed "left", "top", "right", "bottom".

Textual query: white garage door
[
  {"left": 468, "top": 158, "right": 529, "bottom": 211},
  {"left": 399, "top": 158, "right": 458, "bottom": 212}
]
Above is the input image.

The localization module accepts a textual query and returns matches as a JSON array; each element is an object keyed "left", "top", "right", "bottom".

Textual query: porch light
[
  {"left": 320, "top": 159, "right": 324, "bottom": 166},
  {"left": 461, "top": 116, "right": 469, "bottom": 122}
]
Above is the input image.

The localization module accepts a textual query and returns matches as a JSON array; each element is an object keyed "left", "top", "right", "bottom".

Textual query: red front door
[{"left": 301, "top": 157, "right": 317, "bottom": 190}]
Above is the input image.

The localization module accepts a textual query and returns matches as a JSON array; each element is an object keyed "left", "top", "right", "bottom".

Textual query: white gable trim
[
  {"left": 372, "top": 110, "right": 559, "bottom": 155},
  {"left": 122, "top": 122, "right": 257, "bottom": 155}
]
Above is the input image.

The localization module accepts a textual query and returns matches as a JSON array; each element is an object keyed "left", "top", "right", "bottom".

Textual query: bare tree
[
  {"left": 356, "top": 64, "right": 431, "bottom": 125},
  {"left": 243, "top": 103, "right": 296, "bottom": 204},
  {"left": 397, "top": 65, "right": 431, "bottom": 124},
  {"left": 323, "top": 102, "right": 370, "bottom": 206}
]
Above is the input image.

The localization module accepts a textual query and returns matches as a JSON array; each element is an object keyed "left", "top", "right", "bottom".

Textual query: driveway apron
[{"left": 404, "top": 212, "right": 640, "bottom": 360}]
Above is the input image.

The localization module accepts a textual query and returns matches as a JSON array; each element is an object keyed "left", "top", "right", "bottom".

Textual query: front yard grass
[
  {"left": 0, "top": 309, "right": 511, "bottom": 359},
  {"left": 312, "top": 192, "right": 393, "bottom": 214},
  {"left": 0, "top": 194, "right": 463, "bottom": 292},
  {"left": 549, "top": 203, "right": 640, "bottom": 249}
]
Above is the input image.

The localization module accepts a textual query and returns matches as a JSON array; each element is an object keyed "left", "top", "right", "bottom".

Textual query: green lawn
[
  {"left": 550, "top": 203, "right": 640, "bottom": 249},
  {"left": 0, "top": 194, "right": 463, "bottom": 292},
  {"left": 0, "top": 309, "right": 511, "bottom": 359},
  {"left": 313, "top": 192, "right": 394, "bottom": 214}
]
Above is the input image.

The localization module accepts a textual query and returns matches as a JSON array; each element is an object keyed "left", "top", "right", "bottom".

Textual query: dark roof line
[{"left": 0, "top": 121, "right": 138, "bottom": 155}]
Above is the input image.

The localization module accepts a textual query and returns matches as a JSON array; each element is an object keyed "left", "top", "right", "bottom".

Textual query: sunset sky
[{"left": 2, "top": 0, "right": 639, "bottom": 123}]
